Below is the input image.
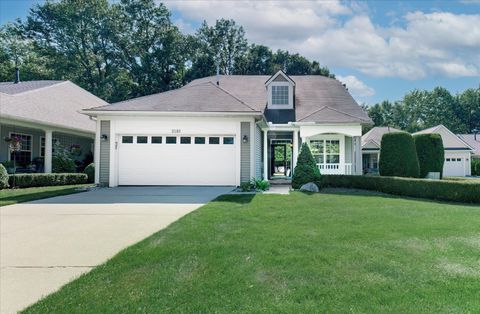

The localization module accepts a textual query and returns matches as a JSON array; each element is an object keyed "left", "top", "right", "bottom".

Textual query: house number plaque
[{"left": 171, "top": 129, "right": 181, "bottom": 134}]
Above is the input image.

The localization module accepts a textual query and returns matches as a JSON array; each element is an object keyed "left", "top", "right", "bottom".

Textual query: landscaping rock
[{"left": 299, "top": 182, "right": 319, "bottom": 193}]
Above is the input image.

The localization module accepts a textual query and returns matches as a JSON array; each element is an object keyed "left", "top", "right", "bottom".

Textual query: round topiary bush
[
  {"left": 292, "top": 143, "right": 321, "bottom": 189},
  {"left": 84, "top": 163, "right": 95, "bottom": 183},
  {"left": 0, "top": 164, "right": 9, "bottom": 189},
  {"left": 379, "top": 132, "right": 420, "bottom": 178},
  {"left": 413, "top": 133, "right": 445, "bottom": 178}
]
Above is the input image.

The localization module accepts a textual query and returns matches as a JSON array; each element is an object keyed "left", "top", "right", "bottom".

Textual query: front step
[{"left": 269, "top": 179, "right": 292, "bottom": 186}]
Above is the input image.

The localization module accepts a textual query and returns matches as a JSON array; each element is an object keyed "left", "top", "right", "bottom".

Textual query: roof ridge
[
  {"left": 324, "top": 105, "right": 371, "bottom": 122},
  {"left": 297, "top": 106, "right": 327, "bottom": 122},
  {"left": 208, "top": 81, "right": 258, "bottom": 112},
  {"left": 299, "top": 105, "right": 370, "bottom": 122},
  {"left": 2, "top": 80, "right": 67, "bottom": 97}
]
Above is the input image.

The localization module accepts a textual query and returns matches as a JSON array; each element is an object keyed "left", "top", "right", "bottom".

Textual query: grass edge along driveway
[
  {"left": 24, "top": 191, "right": 480, "bottom": 313},
  {"left": 0, "top": 184, "right": 91, "bottom": 207}
]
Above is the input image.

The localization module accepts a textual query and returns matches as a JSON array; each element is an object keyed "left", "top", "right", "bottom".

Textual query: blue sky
[{"left": 1, "top": 0, "right": 479, "bottom": 105}]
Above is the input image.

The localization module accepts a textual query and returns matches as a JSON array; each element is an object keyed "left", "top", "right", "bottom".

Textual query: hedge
[
  {"left": 414, "top": 133, "right": 445, "bottom": 178},
  {"left": 8, "top": 173, "right": 87, "bottom": 188},
  {"left": 319, "top": 175, "right": 480, "bottom": 203},
  {"left": 379, "top": 132, "right": 420, "bottom": 178},
  {"left": 0, "top": 164, "right": 8, "bottom": 189},
  {"left": 292, "top": 143, "right": 321, "bottom": 189},
  {"left": 472, "top": 159, "right": 480, "bottom": 176}
]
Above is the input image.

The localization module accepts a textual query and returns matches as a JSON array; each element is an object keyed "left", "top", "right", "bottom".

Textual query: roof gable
[
  {"left": 264, "top": 70, "right": 295, "bottom": 86},
  {"left": 413, "top": 125, "right": 472, "bottom": 150},
  {"left": 299, "top": 106, "right": 371, "bottom": 123}
]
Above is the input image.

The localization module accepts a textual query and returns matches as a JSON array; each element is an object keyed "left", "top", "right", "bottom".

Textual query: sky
[{"left": 1, "top": 0, "right": 479, "bottom": 105}]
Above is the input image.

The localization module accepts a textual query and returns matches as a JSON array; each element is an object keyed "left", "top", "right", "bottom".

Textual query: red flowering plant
[{"left": 8, "top": 135, "right": 22, "bottom": 152}]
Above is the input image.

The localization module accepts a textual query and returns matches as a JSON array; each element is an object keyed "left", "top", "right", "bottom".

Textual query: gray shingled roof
[
  {"left": 0, "top": 80, "right": 64, "bottom": 95},
  {"left": 89, "top": 75, "right": 371, "bottom": 124},
  {"left": 1, "top": 81, "right": 107, "bottom": 133},
  {"left": 458, "top": 134, "right": 480, "bottom": 156},
  {"left": 90, "top": 81, "right": 260, "bottom": 113},
  {"left": 362, "top": 126, "right": 403, "bottom": 148}
]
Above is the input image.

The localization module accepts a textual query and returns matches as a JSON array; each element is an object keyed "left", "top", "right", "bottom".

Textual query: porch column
[
  {"left": 44, "top": 129, "right": 53, "bottom": 173},
  {"left": 263, "top": 129, "right": 268, "bottom": 180},
  {"left": 353, "top": 136, "right": 362, "bottom": 175},
  {"left": 292, "top": 129, "right": 299, "bottom": 173}
]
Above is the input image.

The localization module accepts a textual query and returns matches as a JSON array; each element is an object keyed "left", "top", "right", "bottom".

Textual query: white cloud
[
  {"left": 166, "top": 1, "right": 480, "bottom": 80},
  {"left": 337, "top": 75, "right": 375, "bottom": 103}
]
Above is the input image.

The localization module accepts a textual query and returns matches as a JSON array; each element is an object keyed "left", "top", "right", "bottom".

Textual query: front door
[{"left": 270, "top": 140, "right": 292, "bottom": 178}]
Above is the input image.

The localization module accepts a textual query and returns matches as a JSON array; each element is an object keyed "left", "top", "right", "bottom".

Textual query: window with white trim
[
  {"left": 272, "top": 85, "right": 289, "bottom": 105},
  {"left": 310, "top": 139, "right": 340, "bottom": 164},
  {"left": 9, "top": 133, "right": 32, "bottom": 165}
]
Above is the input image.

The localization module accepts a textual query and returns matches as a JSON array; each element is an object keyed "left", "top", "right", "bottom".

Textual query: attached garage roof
[
  {"left": 87, "top": 75, "right": 371, "bottom": 124},
  {"left": 413, "top": 125, "right": 473, "bottom": 151}
]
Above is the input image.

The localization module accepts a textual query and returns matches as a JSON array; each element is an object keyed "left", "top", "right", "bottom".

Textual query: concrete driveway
[{"left": 0, "top": 186, "right": 232, "bottom": 314}]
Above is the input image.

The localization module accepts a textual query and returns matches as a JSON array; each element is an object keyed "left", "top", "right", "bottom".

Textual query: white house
[
  {"left": 83, "top": 71, "right": 372, "bottom": 187},
  {"left": 413, "top": 125, "right": 473, "bottom": 177},
  {"left": 361, "top": 125, "right": 473, "bottom": 177}
]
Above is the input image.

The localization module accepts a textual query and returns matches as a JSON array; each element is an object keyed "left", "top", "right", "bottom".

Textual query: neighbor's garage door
[
  {"left": 443, "top": 155, "right": 466, "bottom": 177},
  {"left": 118, "top": 135, "right": 236, "bottom": 185}
]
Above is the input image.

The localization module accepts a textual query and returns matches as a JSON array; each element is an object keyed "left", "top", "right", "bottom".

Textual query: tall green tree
[
  {"left": 111, "top": 0, "right": 186, "bottom": 100},
  {"left": 0, "top": 22, "right": 52, "bottom": 82},
  {"left": 26, "top": 0, "right": 116, "bottom": 100}
]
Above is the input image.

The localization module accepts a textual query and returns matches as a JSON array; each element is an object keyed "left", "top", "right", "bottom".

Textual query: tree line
[
  {"left": 364, "top": 87, "right": 480, "bottom": 134},
  {"left": 0, "top": 0, "right": 333, "bottom": 103}
]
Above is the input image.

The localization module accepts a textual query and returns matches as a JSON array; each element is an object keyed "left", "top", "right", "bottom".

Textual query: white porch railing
[{"left": 317, "top": 163, "right": 353, "bottom": 175}]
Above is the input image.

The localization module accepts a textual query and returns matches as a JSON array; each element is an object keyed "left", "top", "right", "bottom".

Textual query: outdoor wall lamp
[
  {"left": 242, "top": 135, "right": 249, "bottom": 143},
  {"left": 101, "top": 134, "right": 108, "bottom": 141}
]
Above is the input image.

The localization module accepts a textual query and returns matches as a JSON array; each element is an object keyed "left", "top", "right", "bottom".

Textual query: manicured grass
[
  {"left": 0, "top": 184, "right": 90, "bottom": 207},
  {"left": 24, "top": 191, "right": 480, "bottom": 313}
]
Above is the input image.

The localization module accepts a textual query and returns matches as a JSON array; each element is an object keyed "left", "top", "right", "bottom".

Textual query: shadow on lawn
[{"left": 213, "top": 194, "right": 256, "bottom": 204}]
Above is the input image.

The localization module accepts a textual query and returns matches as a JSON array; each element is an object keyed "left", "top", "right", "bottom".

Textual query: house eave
[{"left": 82, "top": 110, "right": 263, "bottom": 118}]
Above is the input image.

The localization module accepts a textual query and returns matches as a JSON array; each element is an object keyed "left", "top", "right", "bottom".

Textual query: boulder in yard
[{"left": 299, "top": 182, "right": 319, "bottom": 193}]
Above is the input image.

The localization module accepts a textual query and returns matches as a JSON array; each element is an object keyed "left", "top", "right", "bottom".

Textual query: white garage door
[
  {"left": 443, "top": 156, "right": 465, "bottom": 177},
  {"left": 118, "top": 135, "right": 236, "bottom": 185}
]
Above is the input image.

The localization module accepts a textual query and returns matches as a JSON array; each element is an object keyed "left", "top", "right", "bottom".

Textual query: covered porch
[
  {"left": 0, "top": 119, "right": 94, "bottom": 174},
  {"left": 261, "top": 124, "right": 363, "bottom": 180}
]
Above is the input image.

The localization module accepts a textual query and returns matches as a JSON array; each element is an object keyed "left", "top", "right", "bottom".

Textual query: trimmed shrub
[
  {"left": 379, "top": 132, "right": 420, "bottom": 178},
  {"left": 8, "top": 173, "right": 87, "bottom": 188},
  {"left": 292, "top": 143, "right": 321, "bottom": 189},
  {"left": 84, "top": 163, "right": 95, "bottom": 183},
  {"left": 320, "top": 175, "right": 480, "bottom": 203},
  {"left": 0, "top": 164, "right": 9, "bottom": 189},
  {"left": 414, "top": 133, "right": 445, "bottom": 178},
  {"left": 472, "top": 159, "right": 480, "bottom": 176}
]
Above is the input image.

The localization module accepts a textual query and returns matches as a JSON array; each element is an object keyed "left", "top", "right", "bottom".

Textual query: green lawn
[
  {"left": 0, "top": 184, "right": 90, "bottom": 207},
  {"left": 24, "top": 191, "right": 480, "bottom": 313}
]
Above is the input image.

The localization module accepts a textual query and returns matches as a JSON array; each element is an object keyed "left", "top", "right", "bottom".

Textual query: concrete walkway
[{"left": 0, "top": 186, "right": 232, "bottom": 314}]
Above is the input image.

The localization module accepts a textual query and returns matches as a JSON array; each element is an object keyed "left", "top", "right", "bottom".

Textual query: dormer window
[
  {"left": 272, "top": 85, "right": 289, "bottom": 105},
  {"left": 265, "top": 70, "right": 295, "bottom": 110}
]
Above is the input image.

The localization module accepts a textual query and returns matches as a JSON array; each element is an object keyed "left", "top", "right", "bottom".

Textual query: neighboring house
[
  {"left": 0, "top": 79, "right": 108, "bottom": 173},
  {"left": 457, "top": 134, "right": 480, "bottom": 159},
  {"left": 361, "top": 125, "right": 473, "bottom": 177},
  {"left": 413, "top": 125, "right": 472, "bottom": 177},
  {"left": 83, "top": 71, "right": 371, "bottom": 187},
  {"left": 361, "top": 126, "right": 402, "bottom": 174}
]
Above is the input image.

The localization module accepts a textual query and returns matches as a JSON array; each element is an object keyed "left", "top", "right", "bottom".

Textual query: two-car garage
[{"left": 117, "top": 134, "right": 238, "bottom": 186}]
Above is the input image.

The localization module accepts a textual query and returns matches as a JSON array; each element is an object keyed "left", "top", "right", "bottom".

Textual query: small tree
[
  {"left": 414, "top": 133, "right": 445, "bottom": 178},
  {"left": 292, "top": 143, "right": 321, "bottom": 189},
  {"left": 379, "top": 132, "right": 420, "bottom": 178},
  {"left": 84, "top": 163, "right": 95, "bottom": 183},
  {"left": 0, "top": 164, "right": 9, "bottom": 189},
  {"left": 52, "top": 142, "right": 76, "bottom": 173}
]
